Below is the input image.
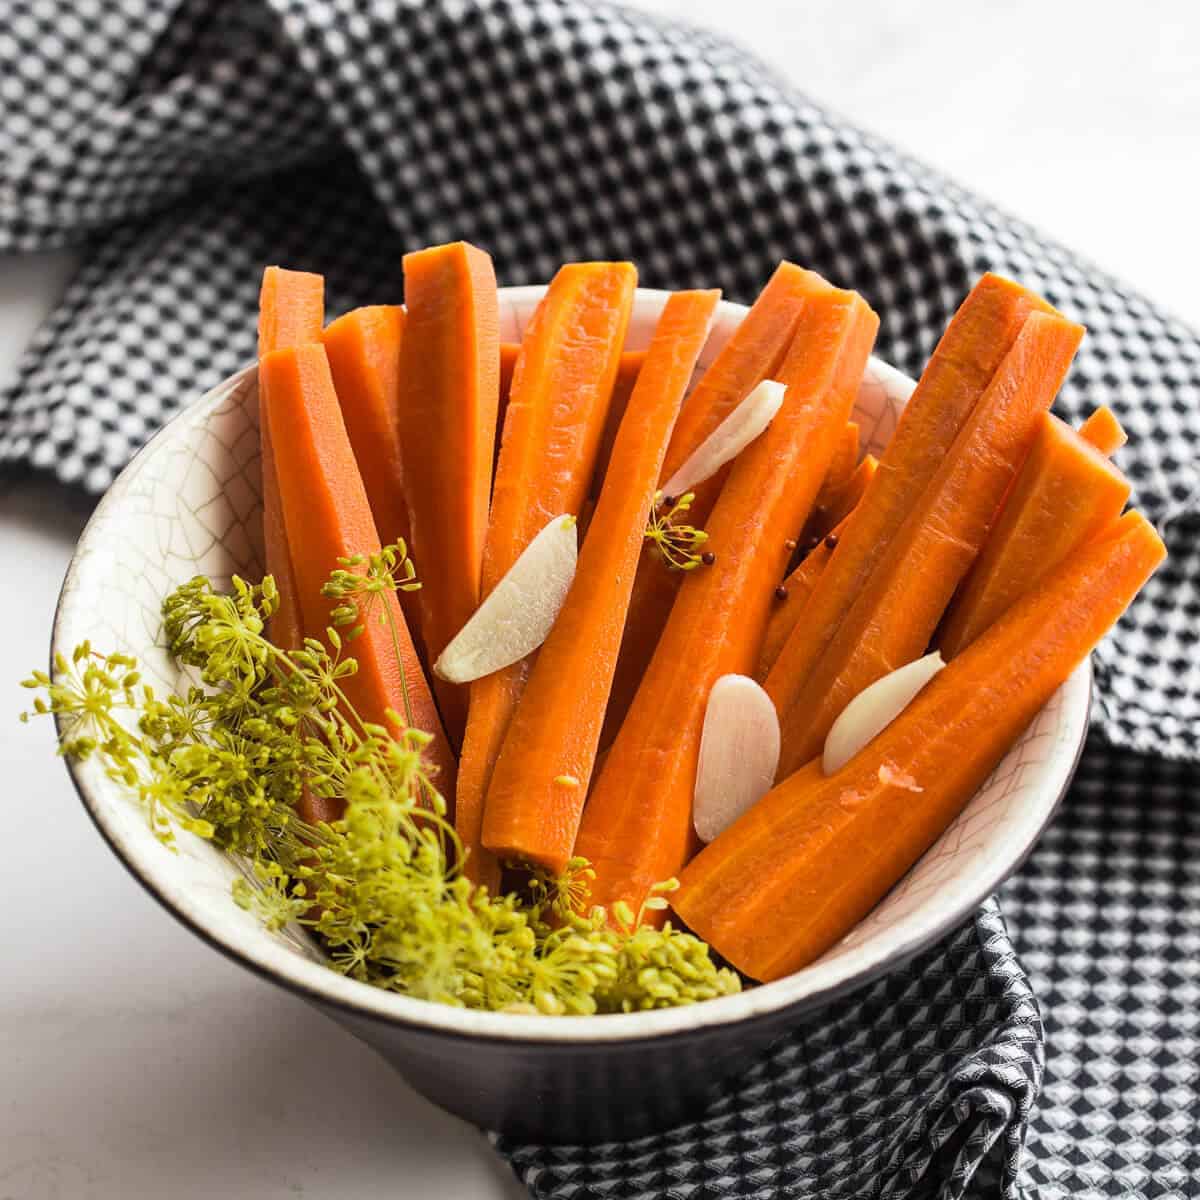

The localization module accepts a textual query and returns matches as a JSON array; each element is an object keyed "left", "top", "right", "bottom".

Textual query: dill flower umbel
[{"left": 644, "top": 491, "right": 711, "bottom": 570}]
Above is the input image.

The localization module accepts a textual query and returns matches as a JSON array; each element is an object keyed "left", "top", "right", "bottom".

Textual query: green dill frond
[
  {"left": 644, "top": 491, "right": 710, "bottom": 570},
  {"left": 22, "top": 549, "right": 740, "bottom": 1015}
]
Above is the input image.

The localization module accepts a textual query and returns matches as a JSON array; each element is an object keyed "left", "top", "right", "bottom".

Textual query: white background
[{"left": 2, "top": 3, "right": 1196, "bottom": 1196}]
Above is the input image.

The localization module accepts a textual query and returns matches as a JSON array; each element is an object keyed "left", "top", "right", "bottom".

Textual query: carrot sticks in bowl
[
  {"left": 768, "top": 289, "right": 1082, "bottom": 775},
  {"left": 575, "top": 274, "right": 879, "bottom": 920},
  {"left": 257, "top": 266, "right": 324, "bottom": 654},
  {"left": 396, "top": 243, "right": 501, "bottom": 746},
  {"left": 673, "top": 510, "right": 1165, "bottom": 981},
  {"left": 600, "top": 262, "right": 817, "bottom": 749},
  {"left": 245, "top": 251, "right": 1162, "bottom": 996},
  {"left": 455, "top": 261, "right": 636, "bottom": 889},
  {"left": 482, "top": 290, "right": 720, "bottom": 873},
  {"left": 320, "top": 304, "right": 426, "bottom": 661},
  {"left": 259, "top": 343, "right": 458, "bottom": 796},
  {"left": 762, "top": 275, "right": 1057, "bottom": 744},
  {"left": 938, "top": 409, "right": 1131, "bottom": 657}
]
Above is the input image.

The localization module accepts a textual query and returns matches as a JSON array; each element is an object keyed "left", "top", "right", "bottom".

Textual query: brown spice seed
[
  {"left": 775, "top": 585, "right": 788, "bottom": 600},
  {"left": 701, "top": 551, "right": 716, "bottom": 565},
  {"left": 824, "top": 533, "right": 839, "bottom": 550}
]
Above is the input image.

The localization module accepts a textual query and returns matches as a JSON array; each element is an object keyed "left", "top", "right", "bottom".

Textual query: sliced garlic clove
[
  {"left": 694, "top": 674, "right": 781, "bottom": 843},
  {"left": 660, "top": 379, "right": 786, "bottom": 499},
  {"left": 822, "top": 651, "right": 946, "bottom": 775},
  {"left": 433, "top": 515, "right": 577, "bottom": 683}
]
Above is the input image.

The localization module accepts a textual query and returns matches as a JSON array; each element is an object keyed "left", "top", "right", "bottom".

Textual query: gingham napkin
[{"left": 2, "top": 3, "right": 1197, "bottom": 1196}]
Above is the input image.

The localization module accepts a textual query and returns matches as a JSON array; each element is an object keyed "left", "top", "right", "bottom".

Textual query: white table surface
[{"left": 2, "top": 3, "right": 1196, "bottom": 1196}]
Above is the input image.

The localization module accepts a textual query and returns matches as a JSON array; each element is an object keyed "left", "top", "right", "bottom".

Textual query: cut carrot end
[
  {"left": 258, "top": 266, "right": 324, "bottom": 358},
  {"left": 1077, "top": 404, "right": 1128, "bottom": 457}
]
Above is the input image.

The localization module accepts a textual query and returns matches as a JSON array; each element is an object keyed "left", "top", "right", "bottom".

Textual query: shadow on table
[{"left": 0, "top": 469, "right": 98, "bottom": 547}]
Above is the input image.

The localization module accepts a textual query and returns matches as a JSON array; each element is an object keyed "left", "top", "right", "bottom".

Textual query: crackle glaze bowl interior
[{"left": 52, "top": 286, "right": 1089, "bottom": 1139}]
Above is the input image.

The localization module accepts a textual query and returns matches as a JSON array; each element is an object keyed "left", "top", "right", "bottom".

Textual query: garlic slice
[
  {"left": 822, "top": 651, "right": 946, "bottom": 775},
  {"left": 434, "top": 515, "right": 577, "bottom": 683},
  {"left": 693, "top": 674, "right": 781, "bottom": 843},
  {"left": 660, "top": 379, "right": 786, "bottom": 499}
]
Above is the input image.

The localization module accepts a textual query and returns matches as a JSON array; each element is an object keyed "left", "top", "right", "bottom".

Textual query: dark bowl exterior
[{"left": 320, "top": 997, "right": 782, "bottom": 1143}]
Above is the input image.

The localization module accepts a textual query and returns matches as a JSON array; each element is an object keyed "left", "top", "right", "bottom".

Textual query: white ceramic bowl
[{"left": 53, "top": 287, "right": 1088, "bottom": 1142}]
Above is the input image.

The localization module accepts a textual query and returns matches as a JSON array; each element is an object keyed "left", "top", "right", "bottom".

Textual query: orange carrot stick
[
  {"left": 773, "top": 309, "right": 1085, "bottom": 775},
  {"left": 321, "top": 305, "right": 426, "bottom": 661},
  {"left": 499, "top": 341, "right": 521, "bottom": 405},
  {"left": 1078, "top": 404, "right": 1127, "bottom": 456},
  {"left": 260, "top": 343, "right": 458, "bottom": 800},
  {"left": 597, "top": 544, "right": 681, "bottom": 752},
  {"left": 662, "top": 262, "right": 814, "bottom": 482},
  {"left": 757, "top": 453, "right": 877, "bottom": 680},
  {"left": 259, "top": 418, "right": 305, "bottom": 652},
  {"left": 482, "top": 291, "right": 720, "bottom": 872},
  {"left": 456, "top": 262, "right": 637, "bottom": 890},
  {"left": 322, "top": 306, "right": 410, "bottom": 551},
  {"left": 258, "top": 266, "right": 324, "bottom": 357},
  {"left": 591, "top": 349, "right": 648, "bottom": 499},
  {"left": 824, "top": 451, "right": 877, "bottom": 531},
  {"left": 807, "top": 436, "right": 873, "bottom": 542},
  {"left": 496, "top": 341, "right": 521, "bottom": 465},
  {"left": 257, "top": 268, "right": 336, "bottom": 827},
  {"left": 806, "top": 421, "right": 859, "bottom": 533},
  {"left": 762, "top": 274, "right": 1058, "bottom": 744},
  {"left": 673, "top": 509, "right": 1165, "bottom": 981},
  {"left": 763, "top": 542, "right": 834, "bottom": 669},
  {"left": 575, "top": 276, "right": 878, "bottom": 920},
  {"left": 938, "top": 410, "right": 1130, "bottom": 657},
  {"left": 257, "top": 266, "right": 324, "bottom": 652},
  {"left": 396, "top": 242, "right": 500, "bottom": 747},
  {"left": 758, "top": 520, "right": 845, "bottom": 681},
  {"left": 600, "top": 265, "right": 813, "bottom": 748}
]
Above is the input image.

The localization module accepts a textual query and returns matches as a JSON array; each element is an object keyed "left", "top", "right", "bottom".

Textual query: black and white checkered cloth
[{"left": 2, "top": 3, "right": 1196, "bottom": 1196}]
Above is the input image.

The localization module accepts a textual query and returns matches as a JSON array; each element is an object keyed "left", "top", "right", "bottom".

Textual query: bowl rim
[{"left": 53, "top": 286, "right": 1089, "bottom": 1047}]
